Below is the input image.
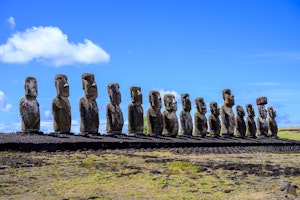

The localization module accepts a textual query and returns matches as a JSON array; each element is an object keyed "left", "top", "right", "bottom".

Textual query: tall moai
[
  {"left": 162, "top": 94, "right": 178, "bottom": 137},
  {"left": 220, "top": 89, "right": 235, "bottom": 138},
  {"left": 106, "top": 83, "right": 124, "bottom": 135},
  {"left": 79, "top": 73, "right": 99, "bottom": 135},
  {"left": 19, "top": 77, "right": 41, "bottom": 133},
  {"left": 179, "top": 94, "right": 193, "bottom": 136},
  {"left": 194, "top": 97, "right": 208, "bottom": 137},
  {"left": 52, "top": 74, "right": 71, "bottom": 134},
  {"left": 147, "top": 90, "right": 163, "bottom": 136},
  {"left": 127, "top": 86, "right": 144, "bottom": 136},
  {"left": 268, "top": 106, "right": 278, "bottom": 138},
  {"left": 209, "top": 102, "right": 221, "bottom": 137},
  {"left": 256, "top": 96, "right": 268, "bottom": 138},
  {"left": 235, "top": 105, "right": 246, "bottom": 138},
  {"left": 245, "top": 104, "right": 257, "bottom": 138}
]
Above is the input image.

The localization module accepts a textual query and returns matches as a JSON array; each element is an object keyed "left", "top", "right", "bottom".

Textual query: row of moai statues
[{"left": 19, "top": 74, "right": 278, "bottom": 138}]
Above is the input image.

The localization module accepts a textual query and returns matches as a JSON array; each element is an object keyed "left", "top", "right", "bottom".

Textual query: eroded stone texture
[
  {"left": 19, "top": 77, "right": 40, "bottom": 133},
  {"left": 179, "top": 94, "right": 193, "bottom": 136},
  {"left": 256, "top": 96, "right": 268, "bottom": 138},
  {"left": 106, "top": 83, "right": 124, "bottom": 134},
  {"left": 235, "top": 105, "right": 246, "bottom": 138},
  {"left": 268, "top": 106, "right": 278, "bottom": 138},
  {"left": 209, "top": 102, "right": 221, "bottom": 137},
  {"left": 162, "top": 94, "right": 178, "bottom": 136},
  {"left": 79, "top": 73, "right": 99, "bottom": 134},
  {"left": 194, "top": 97, "right": 208, "bottom": 137},
  {"left": 245, "top": 104, "right": 257, "bottom": 138},
  {"left": 52, "top": 74, "right": 71, "bottom": 134},
  {"left": 147, "top": 90, "right": 163, "bottom": 136},
  {"left": 220, "top": 89, "right": 235, "bottom": 138},
  {"left": 127, "top": 86, "right": 144, "bottom": 136}
]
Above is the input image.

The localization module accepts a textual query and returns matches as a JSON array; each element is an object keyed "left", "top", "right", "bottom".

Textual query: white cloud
[
  {"left": 6, "top": 17, "right": 16, "bottom": 29},
  {"left": 0, "top": 26, "right": 110, "bottom": 66},
  {"left": 44, "top": 110, "right": 52, "bottom": 119},
  {"left": 156, "top": 88, "right": 181, "bottom": 103},
  {"left": 0, "top": 91, "right": 12, "bottom": 112}
]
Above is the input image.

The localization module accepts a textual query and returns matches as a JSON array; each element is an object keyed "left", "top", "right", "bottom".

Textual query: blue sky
[{"left": 0, "top": 0, "right": 300, "bottom": 133}]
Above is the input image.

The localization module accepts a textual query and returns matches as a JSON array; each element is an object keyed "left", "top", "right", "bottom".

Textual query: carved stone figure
[
  {"left": 52, "top": 74, "right": 71, "bottom": 134},
  {"left": 235, "top": 105, "right": 246, "bottom": 138},
  {"left": 179, "top": 94, "right": 193, "bottom": 136},
  {"left": 220, "top": 89, "right": 235, "bottom": 138},
  {"left": 106, "top": 83, "right": 124, "bottom": 135},
  {"left": 245, "top": 104, "right": 257, "bottom": 138},
  {"left": 127, "top": 86, "right": 144, "bottom": 136},
  {"left": 79, "top": 73, "right": 99, "bottom": 135},
  {"left": 256, "top": 96, "right": 268, "bottom": 138},
  {"left": 147, "top": 90, "right": 163, "bottom": 136},
  {"left": 209, "top": 102, "right": 221, "bottom": 137},
  {"left": 268, "top": 107, "right": 278, "bottom": 138},
  {"left": 194, "top": 97, "right": 208, "bottom": 137},
  {"left": 19, "top": 77, "right": 40, "bottom": 133},
  {"left": 162, "top": 94, "right": 178, "bottom": 137}
]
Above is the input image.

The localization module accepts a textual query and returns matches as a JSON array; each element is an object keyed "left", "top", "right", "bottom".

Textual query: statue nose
[
  {"left": 64, "top": 83, "right": 69, "bottom": 87},
  {"left": 92, "top": 82, "right": 96, "bottom": 87}
]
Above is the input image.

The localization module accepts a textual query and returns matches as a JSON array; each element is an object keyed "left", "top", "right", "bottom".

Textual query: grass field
[{"left": 278, "top": 127, "right": 300, "bottom": 141}]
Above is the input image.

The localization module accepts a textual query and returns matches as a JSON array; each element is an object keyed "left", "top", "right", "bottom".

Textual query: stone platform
[{"left": 1, "top": 133, "right": 300, "bottom": 152}]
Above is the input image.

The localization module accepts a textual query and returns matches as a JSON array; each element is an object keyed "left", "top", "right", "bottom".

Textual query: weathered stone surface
[
  {"left": 127, "top": 86, "right": 144, "bottom": 136},
  {"left": 245, "top": 104, "right": 257, "bottom": 138},
  {"left": 147, "top": 90, "right": 163, "bottom": 136},
  {"left": 194, "top": 97, "right": 208, "bottom": 137},
  {"left": 19, "top": 77, "right": 40, "bottom": 133},
  {"left": 256, "top": 97, "right": 268, "bottom": 138},
  {"left": 79, "top": 73, "right": 99, "bottom": 134},
  {"left": 220, "top": 89, "right": 235, "bottom": 138},
  {"left": 209, "top": 102, "right": 221, "bottom": 137},
  {"left": 106, "top": 83, "right": 124, "bottom": 134},
  {"left": 268, "top": 107, "right": 278, "bottom": 138},
  {"left": 52, "top": 74, "right": 71, "bottom": 133},
  {"left": 179, "top": 94, "right": 193, "bottom": 136},
  {"left": 235, "top": 105, "right": 246, "bottom": 138},
  {"left": 162, "top": 94, "right": 178, "bottom": 136}
]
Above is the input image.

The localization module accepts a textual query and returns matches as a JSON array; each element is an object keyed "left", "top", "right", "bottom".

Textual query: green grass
[{"left": 278, "top": 127, "right": 300, "bottom": 141}]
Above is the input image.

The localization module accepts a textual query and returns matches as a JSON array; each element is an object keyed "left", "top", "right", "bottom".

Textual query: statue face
[
  {"left": 25, "top": 77, "right": 37, "bottom": 98},
  {"left": 131, "top": 87, "right": 142, "bottom": 105},
  {"left": 268, "top": 107, "right": 276, "bottom": 118},
  {"left": 164, "top": 94, "right": 177, "bottom": 111},
  {"left": 196, "top": 98, "right": 207, "bottom": 114},
  {"left": 149, "top": 91, "right": 162, "bottom": 110},
  {"left": 236, "top": 106, "right": 245, "bottom": 117},
  {"left": 82, "top": 74, "right": 98, "bottom": 100},
  {"left": 246, "top": 104, "right": 255, "bottom": 117},
  {"left": 210, "top": 102, "right": 219, "bottom": 116},
  {"left": 55, "top": 74, "right": 69, "bottom": 97},
  {"left": 108, "top": 83, "right": 121, "bottom": 105},
  {"left": 181, "top": 94, "right": 191, "bottom": 112},
  {"left": 223, "top": 89, "right": 234, "bottom": 107},
  {"left": 258, "top": 105, "right": 267, "bottom": 119}
]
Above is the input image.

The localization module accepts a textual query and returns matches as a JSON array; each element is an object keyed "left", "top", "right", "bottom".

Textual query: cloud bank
[
  {"left": 0, "top": 91, "right": 12, "bottom": 112},
  {"left": 0, "top": 26, "right": 110, "bottom": 66},
  {"left": 6, "top": 17, "right": 16, "bottom": 29}
]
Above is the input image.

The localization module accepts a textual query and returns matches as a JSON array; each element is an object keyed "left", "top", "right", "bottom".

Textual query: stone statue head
[
  {"left": 195, "top": 98, "right": 207, "bottom": 114},
  {"left": 25, "top": 77, "right": 38, "bottom": 98},
  {"left": 236, "top": 105, "right": 245, "bottom": 117},
  {"left": 55, "top": 74, "right": 69, "bottom": 97},
  {"left": 82, "top": 73, "right": 97, "bottom": 100},
  {"left": 181, "top": 93, "right": 191, "bottom": 112},
  {"left": 210, "top": 102, "right": 219, "bottom": 116},
  {"left": 222, "top": 88, "right": 234, "bottom": 107},
  {"left": 164, "top": 94, "right": 177, "bottom": 111},
  {"left": 258, "top": 105, "right": 267, "bottom": 119},
  {"left": 268, "top": 107, "right": 276, "bottom": 119},
  {"left": 246, "top": 104, "right": 255, "bottom": 117},
  {"left": 108, "top": 83, "right": 121, "bottom": 105},
  {"left": 149, "top": 90, "right": 162, "bottom": 109},
  {"left": 130, "top": 86, "right": 142, "bottom": 105}
]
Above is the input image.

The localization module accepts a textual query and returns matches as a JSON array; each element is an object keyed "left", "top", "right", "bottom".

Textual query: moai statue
[
  {"left": 235, "top": 105, "right": 246, "bottom": 138},
  {"left": 245, "top": 104, "right": 257, "bottom": 138},
  {"left": 209, "top": 102, "right": 221, "bottom": 137},
  {"left": 147, "top": 90, "right": 163, "bottom": 136},
  {"left": 52, "top": 74, "right": 71, "bottom": 134},
  {"left": 179, "top": 94, "right": 193, "bottom": 137},
  {"left": 127, "top": 86, "right": 144, "bottom": 136},
  {"left": 106, "top": 83, "right": 124, "bottom": 135},
  {"left": 256, "top": 96, "right": 268, "bottom": 138},
  {"left": 220, "top": 89, "right": 235, "bottom": 138},
  {"left": 19, "top": 77, "right": 41, "bottom": 133},
  {"left": 79, "top": 73, "right": 99, "bottom": 135},
  {"left": 268, "top": 107, "right": 278, "bottom": 138},
  {"left": 194, "top": 97, "right": 208, "bottom": 137},
  {"left": 162, "top": 94, "right": 179, "bottom": 137}
]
